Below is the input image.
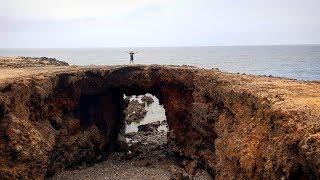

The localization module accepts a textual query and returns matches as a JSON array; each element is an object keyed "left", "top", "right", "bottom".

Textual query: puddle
[{"left": 125, "top": 94, "right": 167, "bottom": 133}]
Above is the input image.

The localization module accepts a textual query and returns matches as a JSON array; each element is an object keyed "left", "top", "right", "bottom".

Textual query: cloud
[
  {"left": 0, "top": 0, "right": 175, "bottom": 21},
  {"left": 0, "top": 0, "right": 320, "bottom": 47}
]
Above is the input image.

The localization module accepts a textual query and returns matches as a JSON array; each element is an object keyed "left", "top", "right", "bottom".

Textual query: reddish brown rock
[
  {"left": 299, "top": 133, "right": 320, "bottom": 177},
  {"left": 0, "top": 65, "right": 319, "bottom": 179}
]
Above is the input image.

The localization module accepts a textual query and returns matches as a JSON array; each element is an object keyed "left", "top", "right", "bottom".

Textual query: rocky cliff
[{"left": 0, "top": 65, "right": 319, "bottom": 179}]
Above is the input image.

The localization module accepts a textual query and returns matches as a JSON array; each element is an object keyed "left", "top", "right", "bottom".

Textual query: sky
[{"left": 0, "top": 0, "right": 320, "bottom": 48}]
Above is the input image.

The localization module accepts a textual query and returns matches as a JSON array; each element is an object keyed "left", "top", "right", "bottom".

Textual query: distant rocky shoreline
[{"left": 0, "top": 56, "right": 69, "bottom": 68}]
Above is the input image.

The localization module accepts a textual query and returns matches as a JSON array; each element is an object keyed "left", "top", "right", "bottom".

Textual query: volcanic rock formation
[{"left": 0, "top": 65, "right": 320, "bottom": 179}]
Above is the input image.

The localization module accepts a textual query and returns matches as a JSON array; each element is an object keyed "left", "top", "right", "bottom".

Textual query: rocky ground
[{"left": 51, "top": 99, "right": 213, "bottom": 180}]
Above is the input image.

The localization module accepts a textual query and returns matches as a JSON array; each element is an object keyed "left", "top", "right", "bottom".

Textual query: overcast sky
[{"left": 0, "top": 0, "right": 320, "bottom": 48}]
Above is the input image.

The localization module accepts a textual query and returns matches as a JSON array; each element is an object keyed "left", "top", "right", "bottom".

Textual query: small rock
[
  {"left": 194, "top": 169, "right": 213, "bottom": 180},
  {"left": 160, "top": 120, "right": 167, "bottom": 125},
  {"left": 129, "top": 142, "right": 142, "bottom": 153},
  {"left": 141, "top": 95, "right": 154, "bottom": 106},
  {"left": 116, "top": 135, "right": 129, "bottom": 152},
  {"left": 138, "top": 121, "right": 161, "bottom": 132},
  {"left": 123, "top": 150, "right": 135, "bottom": 160},
  {"left": 184, "top": 160, "right": 197, "bottom": 175},
  {"left": 170, "top": 165, "right": 192, "bottom": 180}
]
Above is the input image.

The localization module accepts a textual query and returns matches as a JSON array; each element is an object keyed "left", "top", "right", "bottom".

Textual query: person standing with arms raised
[{"left": 126, "top": 50, "right": 139, "bottom": 64}]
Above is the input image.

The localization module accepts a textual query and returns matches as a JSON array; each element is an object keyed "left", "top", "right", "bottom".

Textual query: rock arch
[{"left": 0, "top": 65, "right": 319, "bottom": 179}]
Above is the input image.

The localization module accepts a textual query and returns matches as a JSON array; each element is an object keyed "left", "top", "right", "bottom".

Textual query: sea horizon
[{"left": 1, "top": 45, "right": 319, "bottom": 81}]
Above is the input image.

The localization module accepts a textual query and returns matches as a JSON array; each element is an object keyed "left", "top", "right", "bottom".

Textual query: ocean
[{"left": 0, "top": 45, "right": 319, "bottom": 81}]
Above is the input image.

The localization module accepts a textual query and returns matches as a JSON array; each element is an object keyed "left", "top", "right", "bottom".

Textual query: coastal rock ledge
[{"left": 0, "top": 65, "right": 320, "bottom": 179}]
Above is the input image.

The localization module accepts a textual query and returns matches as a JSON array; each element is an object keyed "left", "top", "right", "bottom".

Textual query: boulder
[{"left": 138, "top": 121, "right": 161, "bottom": 133}]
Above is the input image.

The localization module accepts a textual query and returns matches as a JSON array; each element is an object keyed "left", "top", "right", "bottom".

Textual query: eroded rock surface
[{"left": 0, "top": 65, "right": 320, "bottom": 179}]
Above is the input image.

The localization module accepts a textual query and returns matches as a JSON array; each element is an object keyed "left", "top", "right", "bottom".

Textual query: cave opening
[
  {"left": 123, "top": 93, "right": 168, "bottom": 133},
  {"left": 49, "top": 72, "right": 197, "bottom": 178},
  {"left": 120, "top": 93, "right": 169, "bottom": 151},
  {"left": 71, "top": 90, "right": 171, "bottom": 165},
  {"left": 72, "top": 93, "right": 175, "bottom": 179}
]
